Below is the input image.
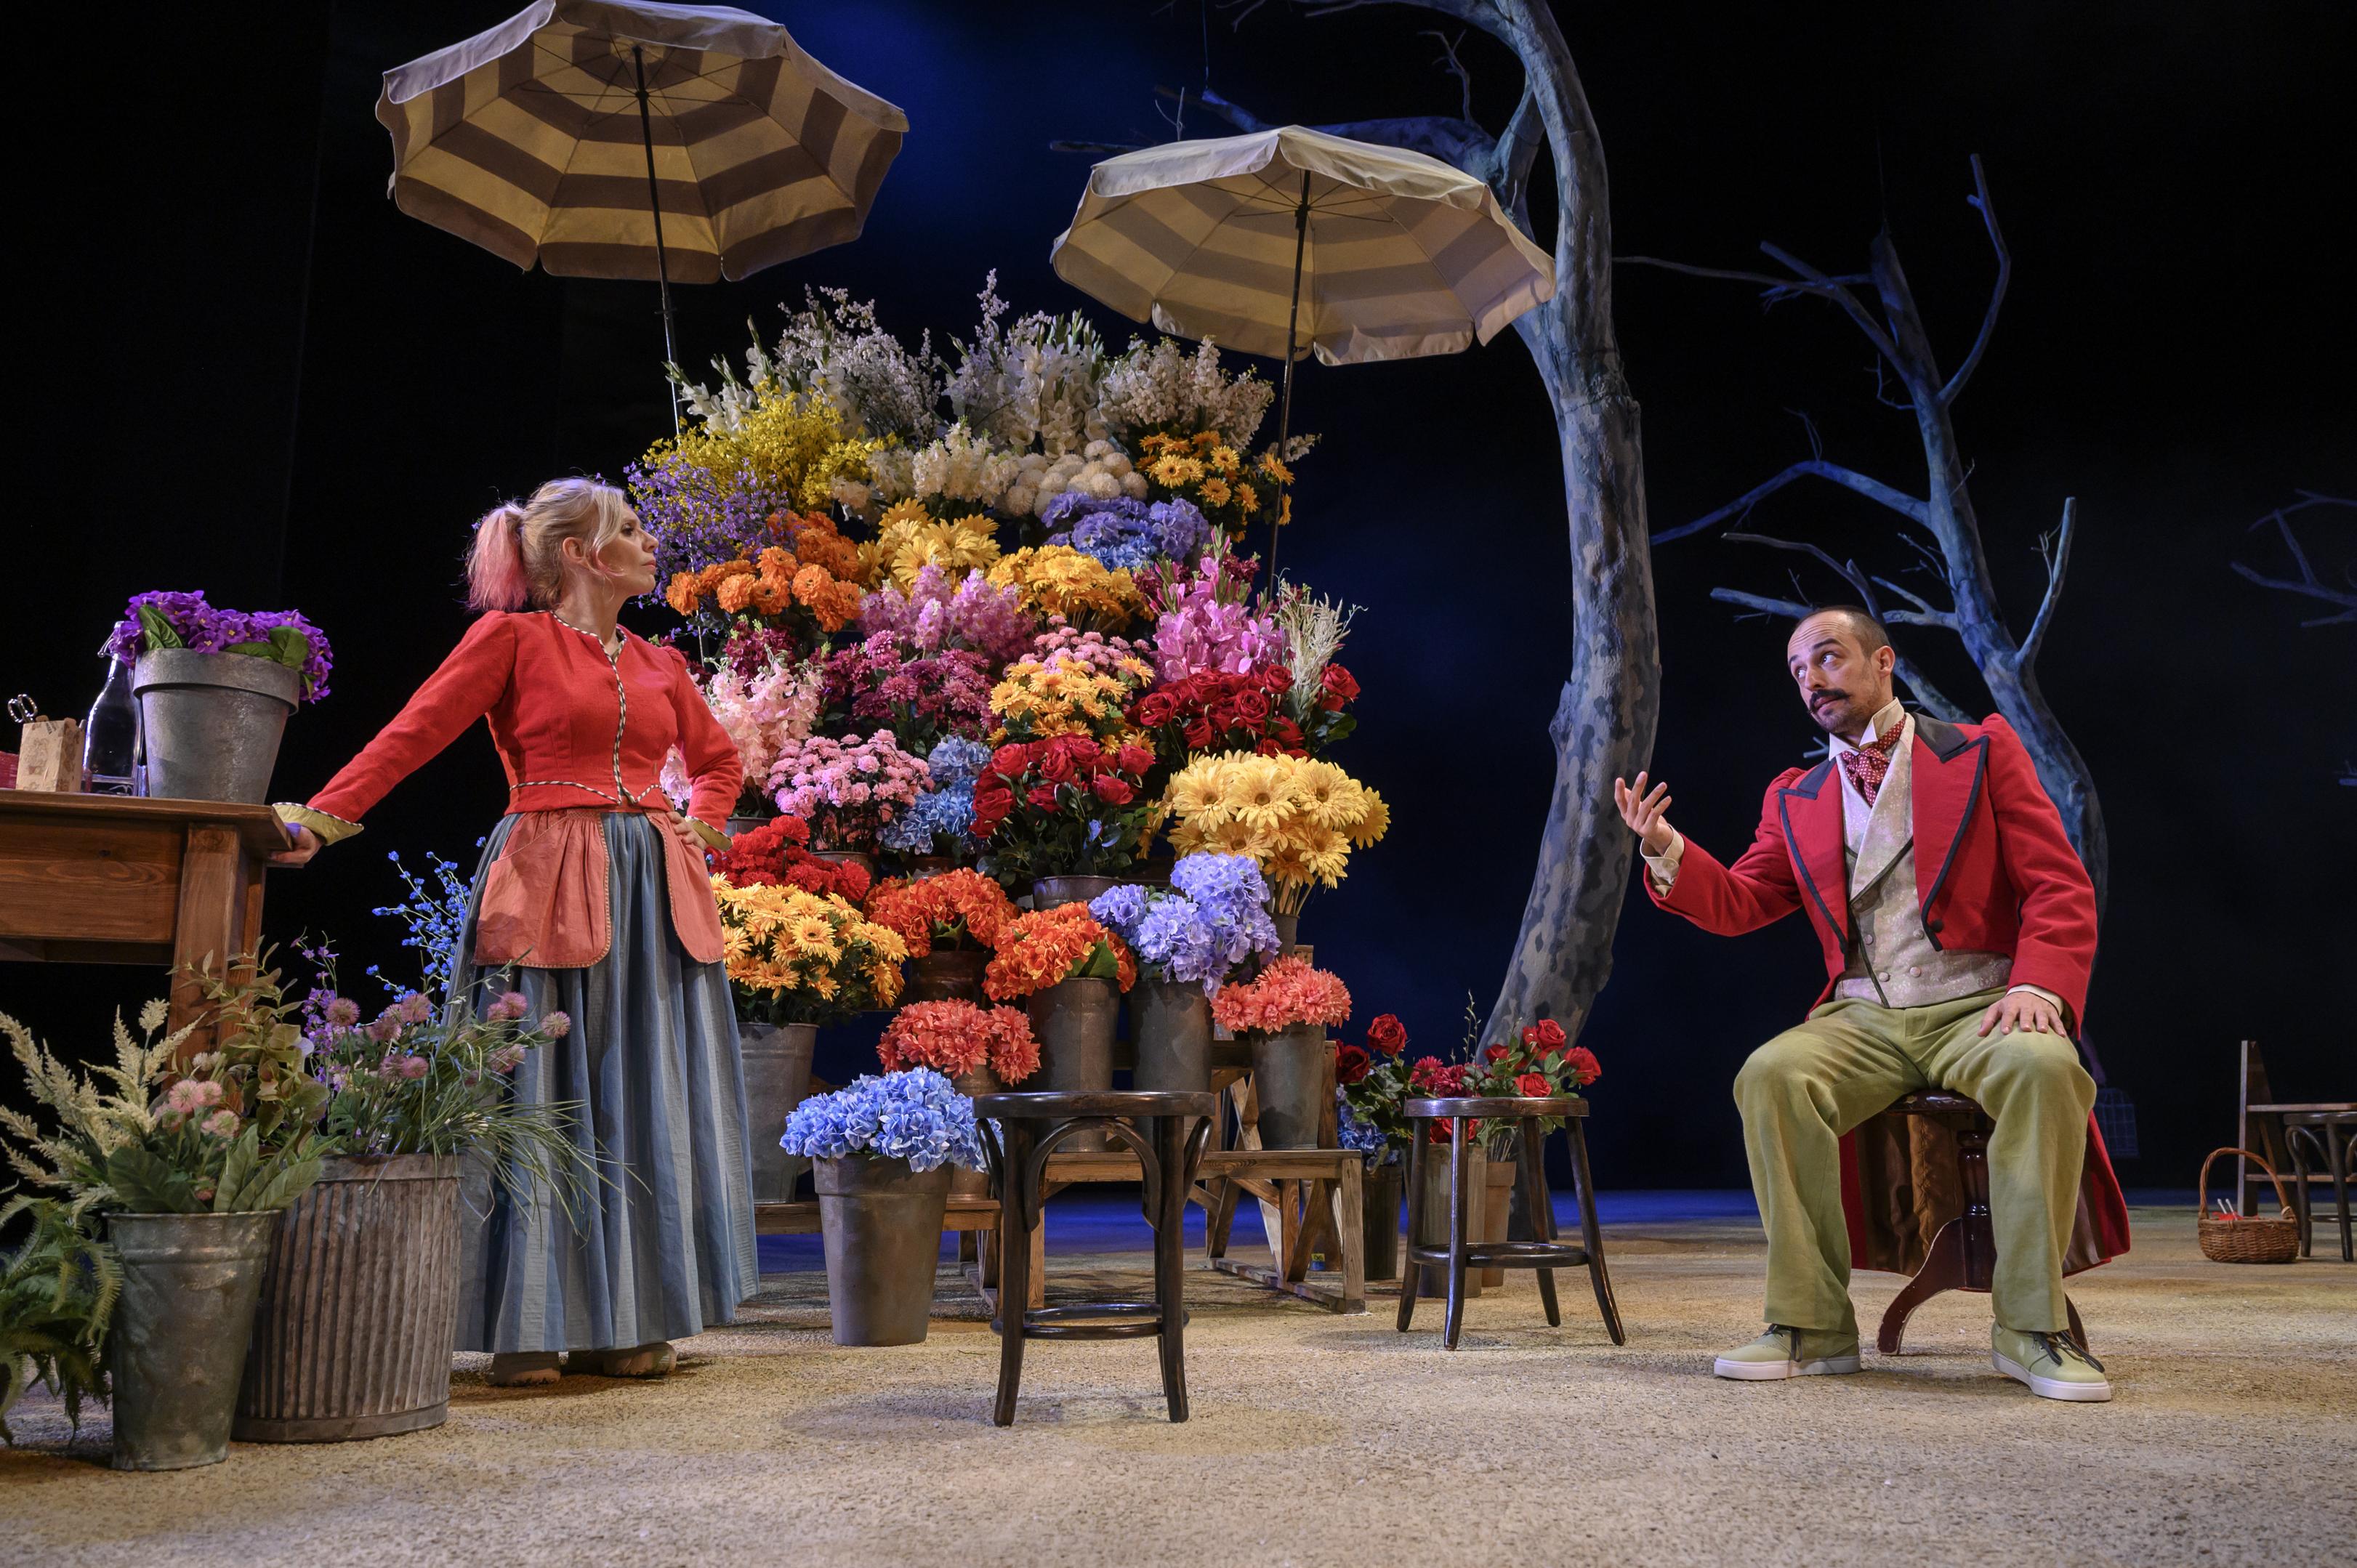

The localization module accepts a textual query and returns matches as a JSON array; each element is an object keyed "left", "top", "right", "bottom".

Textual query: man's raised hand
[{"left": 1612, "top": 772, "right": 1677, "bottom": 855}]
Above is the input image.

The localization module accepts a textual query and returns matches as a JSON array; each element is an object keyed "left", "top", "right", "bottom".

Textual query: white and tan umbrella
[
  {"left": 377, "top": 1, "right": 908, "bottom": 424},
  {"left": 1052, "top": 126, "right": 1552, "bottom": 574}
]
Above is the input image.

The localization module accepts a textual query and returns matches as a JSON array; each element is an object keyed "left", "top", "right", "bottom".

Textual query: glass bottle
[{"left": 83, "top": 653, "right": 141, "bottom": 794}]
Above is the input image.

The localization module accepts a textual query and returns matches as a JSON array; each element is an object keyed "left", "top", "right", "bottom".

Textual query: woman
[{"left": 275, "top": 477, "right": 756, "bottom": 1385}]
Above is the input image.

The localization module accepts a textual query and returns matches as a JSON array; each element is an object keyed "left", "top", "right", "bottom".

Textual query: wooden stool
[
  {"left": 974, "top": 1091, "right": 1215, "bottom": 1426},
  {"left": 1398, "top": 1095, "right": 1624, "bottom": 1350},
  {"left": 1877, "top": 1090, "right": 2089, "bottom": 1353},
  {"left": 2284, "top": 1111, "right": 2356, "bottom": 1261}
]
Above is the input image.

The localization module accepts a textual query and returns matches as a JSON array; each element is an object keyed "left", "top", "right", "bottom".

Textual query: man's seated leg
[{"left": 1719, "top": 1001, "right": 1922, "bottom": 1380}]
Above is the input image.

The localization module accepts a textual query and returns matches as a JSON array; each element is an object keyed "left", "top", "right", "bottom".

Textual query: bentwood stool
[
  {"left": 974, "top": 1091, "right": 1216, "bottom": 1426},
  {"left": 1876, "top": 1091, "right": 2090, "bottom": 1352},
  {"left": 2284, "top": 1110, "right": 2356, "bottom": 1261},
  {"left": 1398, "top": 1096, "right": 1625, "bottom": 1350}
]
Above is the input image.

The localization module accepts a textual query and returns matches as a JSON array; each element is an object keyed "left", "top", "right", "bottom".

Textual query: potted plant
[
  {"left": 984, "top": 903, "right": 1136, "bottom": 1140},
  {"left": 1459, "top": 1017, "right": 1603, "bottom": 1288},
  {"left": 0, "top": 1198, "right": 119, "bottom": 1445},
  {"left": 712, "top": 873, "right": 908, "bottom": 1202},
  {"left": 1333, "top": 1013, "right": 1414, "bottom": 1282},
  {"left": 107, "top": 591, "right": 331, "bottom": 803},
  {"left": 764, "top": 730, "right": 932, "bottom": 873},
  {"left": 231, "top": 939, "right": 585, "bottom": 1444},
  {"left": 778, "top": 1069, "right": 986, "bottom": 1346},
  {"left": 876, "top": 1001, "right": 1040, "bottom": 1101},
  {"left": 863, "top": 868, "right": 1018, "bottom": 1003},
  {"left": 1209, "top": 956, "right": 1353, "bottom": 1151},
  {"left": 1153, "top": 751, "right": 1388, "bottom": 950},
  {"left": 1087, "top": 853, "right": 1281, "bottom": 1102},
  {"left": 1, "top": 1000, "right": 323, "bottom": 1470},
  {"left": 971, "top": 735, "right": 1157, "bottom": 904}
]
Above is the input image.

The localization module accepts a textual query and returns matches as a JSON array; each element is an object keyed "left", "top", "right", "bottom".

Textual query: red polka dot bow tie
[{"left": 1839, "top": 728, "right": 1903, "bottom": 806}]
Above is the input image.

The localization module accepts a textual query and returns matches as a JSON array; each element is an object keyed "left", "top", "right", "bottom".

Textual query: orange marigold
[{"left": 715, "top": 574, "right": 757, "bottom": 614}]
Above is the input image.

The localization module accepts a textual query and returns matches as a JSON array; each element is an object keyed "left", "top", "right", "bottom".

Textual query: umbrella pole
[
  {"left": 632, "top": 45, "right": 682, "bottom": 440},
  {"left": 1264, "top": 171, "right": 1310, "bottom": 596}
]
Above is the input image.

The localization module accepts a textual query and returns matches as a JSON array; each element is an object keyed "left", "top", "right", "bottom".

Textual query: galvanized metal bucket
[
  {"left": 107, "top": 1210, "right": 277, "bottom": 1470},
  {"left": 1363, "top": 1160, "right": 1403, "bottom": 1282},
  {"left": 1249, "top": 1024, "right": 1330, "bottom": 1149},
  {"left": 131, "top": 649, "right": 299, "bottom": 804},
  {"left": 1028, "top": 975, "right": 1119, "bottom": 1149},
  {"left": 1031, "top": 874, "right": 1121, "bottom": 909},
  {"left": 906, "top": 948, "right": 989, "bottom": 1004},
  {"left": 1132, "top": 979, "right": 1212, "bottom": 1152},
  {"left": 742, "top": 1022, "right": 818, "bottom": 1201},
  {"left": 814, "top": 1155, "right": 952, "bottom": 1346},
  {"left": 235, "top": 1155, "right": 461, "bottom": 1443}
]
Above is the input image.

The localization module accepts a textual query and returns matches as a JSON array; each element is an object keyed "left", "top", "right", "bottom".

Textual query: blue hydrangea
[
  {"left": 778, "top": 1067, "right": 986, "bottom": 1172},
  {"left": 1043, "top": 494, "right": 1209, "bottom": 574},
  {"left": 1088, "top": 854, "right": 1280, "bottom": 993},
  {"left": 1337, "top": 1089, "right": 1393, "bottom": 1168},
  {"left": 880, "top": 780, "right": 978, "bottom": 853},
  {"left": 924, "top": 735, "right": 992, "bottom": 786},
  {"left": 1147, "top": 498, "right": 1212, "bottom": 561}
]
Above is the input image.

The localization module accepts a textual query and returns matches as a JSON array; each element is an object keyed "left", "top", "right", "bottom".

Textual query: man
[{"left": 1615, "top": 606, "right": 2128, "bottom": 1402}]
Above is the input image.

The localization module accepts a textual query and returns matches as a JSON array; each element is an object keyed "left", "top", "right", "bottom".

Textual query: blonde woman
[{"left": 275, "top": 477, "right": 755, "bottom": 1386}]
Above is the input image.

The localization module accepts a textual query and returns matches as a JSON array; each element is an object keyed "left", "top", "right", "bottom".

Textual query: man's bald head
[
  {"left": 1784, "top": 605, "right": 1898, "bottom": 742},
  {"left": 1797, "top": 605, "right": 1890, "bottom": 655}
]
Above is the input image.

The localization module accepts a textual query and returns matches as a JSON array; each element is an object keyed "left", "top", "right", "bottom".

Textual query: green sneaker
[
  {"left": 1993, "top": 1325, "right": 2112, "bottom": 1402},
  {"left": 1713, "top": 1325, "right": 1862, "bottom": 1381}
]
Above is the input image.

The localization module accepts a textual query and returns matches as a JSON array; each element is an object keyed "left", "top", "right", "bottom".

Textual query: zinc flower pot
[
  {"left": 131, "top": 648, "right": 300, "bottom": 804},
  {"left": 1248, "top": 1024, "right": 1330, "bottom": 1149},
  {"left": 106, "top": 1210, "right": 278, "bottom": 1470},
  {"left": 1414, "top": 1141, "right": 1486, "bottom": 1300},
  {"left": 947, "top": 1064, "right": 1002, "bottom": 1203},
  {"left": 234, "top": 1155, "right": 461, "bottom": 1443},
  {"left": 906, "top": 948, "right": 990, "bottom": 1004},
  {"left": 814, "top": 1155, "right": 953, "bottom": 1346},
  {"left": 1363, "top": 1160, "right": 1403, "bottom": 1282},
  {"left": 1132, "top": 979, "right": 1212, "bottom": 1152},
  {"left": 1028, "top": 976, "right": 1119, "bottom": 1149},
  {"left": 1032, "top": 874, "right": 1121, "bottom": 909},
  {"left": 1270, "top": 910, "right": 1301, "bottom": 955},
  {"left": 742, "top": 1022, "right": 818, "bottom": 1201}
]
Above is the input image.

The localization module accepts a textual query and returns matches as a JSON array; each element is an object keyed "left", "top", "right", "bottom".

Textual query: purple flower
[
  {"left": 108, "top": 591, "right": 334, "bottom": 701},
  {"left": 487, "top": 990, "right": 530, "bottom": 1022},
  {"left": 322, "top": 995, "right": 360, "bottom": 1028},
  {"left": 397, "top": 992, "right": 437, "bottom": 1025},
  {"left": 538, "top": 1010, "right": 571, "bottom": 1039}
]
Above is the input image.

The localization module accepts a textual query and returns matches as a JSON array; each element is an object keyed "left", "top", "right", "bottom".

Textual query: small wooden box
[{"left": 15, "top": 719, "right": 84, "bottom": 793}]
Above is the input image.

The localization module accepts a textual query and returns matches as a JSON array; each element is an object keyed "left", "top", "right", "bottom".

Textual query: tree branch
[
  {"left": 2018, "top": 496, "right": 2077, "bottom": 666},
  {"left": 1938, "top": 153, "right": 2010, "bottom": 407},
  {"left": 1653, "top": 458, "right": 1931, "bottom": 543},
  {"left": 1492, "top": 82, "right": 1542, "bottom": 223},
  {"left": 2231, "top": 493, "right": 2357, "bottom": 626},
  {"left": 1726, "top": 531, "right": 1958, "bottom": 631},
  {"left": 1710, "top": 587, "right": 1969, "bottom": 718},
  {"left": 1421, "top": 29, "right": 1475, "bottom": 121},
  {"left": 1759, "top": 243, "right": 1909, "bottom": 372}
]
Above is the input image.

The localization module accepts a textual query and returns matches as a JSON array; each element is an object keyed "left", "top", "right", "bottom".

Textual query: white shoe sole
[
  {"left": 1994, "top": 1351, "right": 2112, "bottom": 1402},
  {"left": 1714, "top": 1352, "right": 1862, "bottom": 1381}
]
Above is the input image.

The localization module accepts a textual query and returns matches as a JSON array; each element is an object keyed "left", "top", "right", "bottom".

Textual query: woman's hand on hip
[{"left": 657, "top": 810, "right": 709, "bottom": 857}]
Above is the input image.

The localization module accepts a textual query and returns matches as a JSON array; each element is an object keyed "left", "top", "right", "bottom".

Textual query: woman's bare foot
[
  {"left": 566, "top": 1341, "right": 675, "bottom": 1378},
  {"left": 487, "top": 1351, "right": 563, "bottom": 1386}
]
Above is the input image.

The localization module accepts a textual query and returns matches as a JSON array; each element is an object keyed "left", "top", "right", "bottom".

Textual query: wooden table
[{"left": 0, "top": 791, "right": 289, "bottom": 1051}]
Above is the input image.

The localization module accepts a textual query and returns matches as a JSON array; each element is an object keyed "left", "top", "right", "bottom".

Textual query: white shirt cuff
[{"left": 1641, "top": 830, "right": 1685, "bottom": 895}]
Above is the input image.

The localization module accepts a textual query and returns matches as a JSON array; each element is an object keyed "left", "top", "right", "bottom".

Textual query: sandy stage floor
[{"left": 5, "top": 1205, "right": 2351, "bottom": 1566}]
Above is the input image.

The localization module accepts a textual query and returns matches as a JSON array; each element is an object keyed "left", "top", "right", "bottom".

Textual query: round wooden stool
[
  {"left": 1398, "top": 1094, "right": 1625, "bottom": 1350},
  {"left": 974, "top": 1091, "right": 1215, "bottom": 1425}
]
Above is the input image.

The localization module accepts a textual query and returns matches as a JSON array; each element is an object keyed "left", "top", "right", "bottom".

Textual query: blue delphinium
[
  {"left": 1088, "top": 853, "right": 1281, "bottom": 993},
  {"left": 368, "top": 844, "right": 483, "bottom": 998},
  {"left": 778, "top": 1068, "right": 985, "bottom": 1172},
  {"left": 879, "top": 736, "right": 991, "bottom": 854}
]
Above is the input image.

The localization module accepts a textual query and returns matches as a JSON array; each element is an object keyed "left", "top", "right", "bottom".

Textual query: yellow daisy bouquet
[
  {"left": 859, "top": 498, "right": 1002, "bottom": 591},
  {"left": 1134, "top": 430, "right": 1293, "bottom": 542},
  {"left": 990, "top": 648, "right": 1156, "bottom": 748},
  {"left": 1154, "top": 752, "right": 1390, "bottom": 915},
  {"left": 712, "top": 876, "right": 908, "bottom": 1027},
  {"left": 986, "top": 544, "right": 1145, "bottom": 631}
]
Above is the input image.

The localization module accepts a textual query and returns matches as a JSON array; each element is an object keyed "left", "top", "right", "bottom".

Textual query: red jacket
[{"left": 1651, "top": 711, "right": 2129, "bottom": 1272}]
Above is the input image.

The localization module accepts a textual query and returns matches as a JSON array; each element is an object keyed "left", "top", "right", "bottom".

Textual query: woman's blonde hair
[{"left": 465, "top": 477, "right": 637, "bottom": 611}]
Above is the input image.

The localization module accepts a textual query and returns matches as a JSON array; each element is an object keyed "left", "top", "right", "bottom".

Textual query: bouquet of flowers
[
  {"left": 712, "top": 878, "right": 908, "bottom": 1026},
  {"left": 766, "top": 732, "right": 932, "bottom": 852},
  {"left": 1132, "top": 431, "right": 1289, "bottom": 542},
  {"left": 1145, "top": 557, "right": 1287, "bottom": 683},
  {"left": 878, "top": 736, "right": 993, "bottom": 859},
  {"left": 1130, "top": 667, "right": 1304, "bottom": 759},
  {"left": 821, "top": 633, "right": 993, "bottom": 753},
  {"left": 663, "top": 532, "right": 866, "bottom": 643},
  {"left": 988, "top": 647, "right": 1156, "bottom": 748},
  {"left": 1085, "top": 854, "right": 1280, "bottom": 994},
  {"left": 1003, "top": 440, "right": 1148, "bottom": 519},
  {"left": 971, "top": 736, "right": 1155, "bottom": 884},
  {"left": 1335, "top": 1012, "right": 1413, "bottom": 1165},
  {"left": 778, "top": 1068, "right": 984, "bottom": 1173},
  {"left": 107, "top": 591, "right": 333, "bottom": 702},
  {"left": 861, "top": 868, "right": 1018, "bottom": 956},
  {"left": 1097, "top": 336, "right": 1274, "bottom": 453},
  {"left": 1208, "top": 955, "right": 1351, "bottom": 1035},
  {"left": 862, "top": 499, "right": 1002, "bottom": 589},
  {"left": 875, "top": 1000, "right": 1039, "bottom": 1085},
  {"left": 987, "top": 546, "right": 1145, "bottom": 632},
  {"left": 709, "top": 814, "right": 873, "bottom": 902},
  {"left": 1463, "top": 1018, "right": 1601, "bottom": 1152},
  {"left": 983, "top": 903, "right": 1137, "bottom": 1001},
  {"left": 1041, "top": 492, "right": 1214, "bottom": 574},
  {"left": 1156, "top": 752, "right": 1390, "bottom": 913},
  {"left": 855, "top": 564, "right": 1037, "bottom": 663}
]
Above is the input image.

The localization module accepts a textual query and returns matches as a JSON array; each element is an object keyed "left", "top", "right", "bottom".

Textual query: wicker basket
[{"left": 2196, "top": 1147, "right": 2301, "bottom": 1264}]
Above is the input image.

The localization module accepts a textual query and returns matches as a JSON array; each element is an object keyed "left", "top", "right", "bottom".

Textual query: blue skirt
[{"left": 451, "top": 812, "right": 757, "bottom": 1354}]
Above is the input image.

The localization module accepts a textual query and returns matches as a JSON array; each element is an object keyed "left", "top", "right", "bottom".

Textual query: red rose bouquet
[
  {"left": 862, "top": 869, "right": 1018, "bottom": 956},
  {"left": 1128, "top": 666, "right": 1305, "bottom": 760},
  {"left": 971, "top": 735, "right": 1156, "bottom": 884},
  {"left": 877, "top": 1000, "right": 1041, "bottom": 1086},
  {"left": 707, "top": 815, "right": 872, "bottom": 902},
  {"left": 1459, "top": 1016, "right": 1600, "bottom": 1152},
  {"left": 1335, "top": 1011, "right": 1416, "bottom": 1164}
]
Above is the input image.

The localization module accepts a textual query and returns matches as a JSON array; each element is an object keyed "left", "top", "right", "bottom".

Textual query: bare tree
[
  {"left": 1063, "top": 2, "right": 1659, "bottom": 1045},
  {"left": 1627, "top": 157, "right": 2112, "bottom": 916},
  {"left": 2232, "top": 491, "right": 2356, "bottom": 785}
]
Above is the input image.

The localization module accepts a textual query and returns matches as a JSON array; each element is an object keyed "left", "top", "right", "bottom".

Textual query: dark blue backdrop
[{"left": 15, "top": 1, "right": 2354, "bottom": 1189}]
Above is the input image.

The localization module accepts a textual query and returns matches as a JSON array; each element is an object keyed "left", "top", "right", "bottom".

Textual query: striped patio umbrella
[
  {"left": 1051, "top": 125, "right": 1552, "bottom": 579},
  {"left": 377, "top": 1, "right": 907, "bottom": 425}
]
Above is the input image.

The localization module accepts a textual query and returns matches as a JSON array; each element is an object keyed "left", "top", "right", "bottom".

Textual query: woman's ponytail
[
  {"left": 467, "top": 501, "right": 532, "bottom": 611},
  {"left": 464, "top": 480, "right": 633, "bottom": 613}
]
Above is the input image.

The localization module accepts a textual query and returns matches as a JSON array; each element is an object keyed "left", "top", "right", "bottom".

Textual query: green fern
[{"left": 0, "top": 1197, "right": 118, "bottom": 1443}]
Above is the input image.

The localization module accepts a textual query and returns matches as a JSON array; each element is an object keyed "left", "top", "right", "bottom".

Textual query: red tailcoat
[{"left": 1651, "top": 712, "right": 2130, "bottom": 1274}]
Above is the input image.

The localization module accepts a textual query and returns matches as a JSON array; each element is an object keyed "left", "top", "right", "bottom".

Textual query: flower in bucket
[
  {"left": 863, "top": 868, "right": 1018, "bottom": 957},
  {"left": 876, "top": 1000, "right": 1040, "bottom": 1085},
  {"left": 1155, "top": 751, "right": 1388, "bottom": 915},
  {"left": 983, "top": 903, "right": 1137, "bottom": 1001},
  {"left": 712, "top": 878, "right": 908, "bottom": 1027},
  {"left": 107, "top": 590, "right": 334, "bottom": 701},
  {"left": 709, "top": 813, "right": 872, "bottom": 902},
  {"left": 1208, "top": 955, "right": 1350, "bottom": 1035},
  {"left": 778, "top": 1068, "right": 986, "bottom": 1172},
  {"left": 970, "top": 735, "right": 1156, "bottom": 884},
  {"left": 1086, "top": 854, "right": 1280, "bottom": 994},
  {"left": 877, "top": 736, "right": 993, "bottom": 860},
  {"left": 765, "top": 732, "right": 931, "bottom": 853}
]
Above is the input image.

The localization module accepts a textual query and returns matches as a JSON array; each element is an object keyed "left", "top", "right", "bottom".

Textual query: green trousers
[{"left": 1734, "top": 987, "right": 2096, "bottom": 1336}]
